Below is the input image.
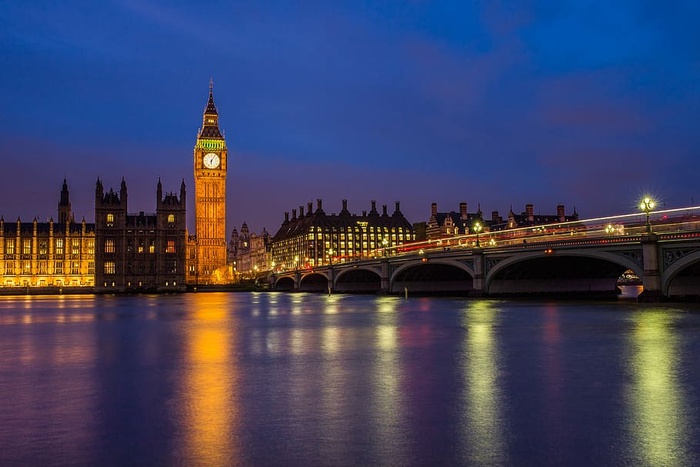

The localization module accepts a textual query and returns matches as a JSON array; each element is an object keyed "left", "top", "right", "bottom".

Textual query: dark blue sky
[{"left": 1, "top": 1, "right": 698, "bottom": 234}]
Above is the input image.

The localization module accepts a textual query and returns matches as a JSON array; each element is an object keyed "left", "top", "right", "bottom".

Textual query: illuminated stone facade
[
  {"left": 229, "top": 223, "right": 271, "bottom": 277},
  {"left": 271, "top": 199, "right": 414, "bottom": 270},
  {"left": 94, "top": 178, "right": 187, "bottom": 292},
  {"left": 191, "top": 81, "right": 229, "bottom": 284},
  {"left": 0, "top": 180, "right": 95, "bottom": 289}
]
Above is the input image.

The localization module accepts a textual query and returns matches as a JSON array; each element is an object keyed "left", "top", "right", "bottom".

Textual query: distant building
[
  {"left": 94, "top": 178, "right": 187, "bottom": 292},
  {"left": 271, "top": 199, "right": 414, "bottom": 270},
  {"left": 426, "top": 202, "right": 485, "bottom": 240},
  {"left": 229, "top": 223, "right": 271, "bottom": 276},
  {"left": 498, "top": 204, "right": 579, "bottom": 230},
  {"left": 425, "top": 202, "right": 578, "bottom": 240},
  {"left": 0, "top": 179, "right": 95, "bottom": 289}
]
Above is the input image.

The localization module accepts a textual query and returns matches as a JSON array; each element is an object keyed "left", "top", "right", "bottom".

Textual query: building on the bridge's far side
[
  {"left": 425, "top": 202, "right": 579, "bottom": 240},
  {"left": 0, "top": 179, "right": 96, "bottom": 289},
  {"left": 94, "top": 178, "right": 187, "bottom": 293},
  {"left": 426, "top": 202, "right": 493, "bottom": 240},
  {"left": 496, "top": 203, "right": 579, "bottom": 230},
  {"left": 228, "top": 222, "right": 271, "bottom": 277},
  {"left": 271, "top": 199, "right": 414, "bottom": 270}
]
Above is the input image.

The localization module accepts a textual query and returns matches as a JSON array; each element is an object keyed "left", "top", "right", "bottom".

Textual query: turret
[
  {"left": 157, "top": 178, "right": 163, "bottom": 204},
  {"left": 120, "top": 177, "right": 128, "bottom": 208},
  {"left": 58, "top": 178, "right": 72, "bottom": 224}
]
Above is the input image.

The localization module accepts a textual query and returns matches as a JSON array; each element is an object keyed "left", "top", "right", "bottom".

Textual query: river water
[{"left": 0, "top": 290, "right": 699, "bottom": 466}]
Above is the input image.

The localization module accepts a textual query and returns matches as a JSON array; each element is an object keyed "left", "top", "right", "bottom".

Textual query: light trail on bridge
[{"left": 379, "top": 204, "right": 700, "bottom": 259}]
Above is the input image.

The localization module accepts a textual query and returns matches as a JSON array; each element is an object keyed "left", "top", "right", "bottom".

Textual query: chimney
[
  {"left": 342, "top": 199, "right": 348, "bottom": 211},
  {"left": 492, "top": 211, "right": 499, "bottom": 222},
  {"left": 284, "top": 212, "right": 289, "bottom": 223},
  {"left": 459, "top": 202, "right": 467, "bottom": 219},
  {"left": 307, "top": 202, "right": 313, "bottom": 215},
  {"left": 299, "top": 205, "right": 304, "bottom": 217},
  {"left": 382, "top": 204, "right": 388, "bottom": 216},
  {"left": 557, "top": 204, "right": 565, "bottom": 222},
  {"left": 431, "top": 202, "right": 438, "bottom": 217},
  {"left": 394, "top": 201, "right": 401, "bottom": 214},
  {"left": 371, "top": 200, "right": 377, "bottom": 212},
  {"left": 292, "top": 209, "right": 297, "bottom": 221},
  {"left": 362, "top": 210, "right": 367, "bottom": 216},
  {"left": 317, "top": 199, "right": 323, "bottom": 212},
  {"left": 526, "top": 204, "right": 534, "bottom": 222}
]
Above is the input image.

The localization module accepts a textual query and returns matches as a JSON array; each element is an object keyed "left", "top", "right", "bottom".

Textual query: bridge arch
[
  {"left": 390, "top": 259, "right": 474, "bottom": 295},
  {"left": 485, "top": 250, "right": 643, "bottom": 296},
  {"left": 662, "top": 250, "right": 700, "bottom": 298},
  {"left": 299, "top": 272, "right": 330, "bottom": 292},
  {"left": 274, "top": 276, "right": 295, "bottom": 291},
  {"left": 334, "top": 267, "right": 382, "bottom": 293}
]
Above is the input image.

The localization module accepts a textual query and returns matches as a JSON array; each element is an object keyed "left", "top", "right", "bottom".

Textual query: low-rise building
[
  {"left": 0, "top": 180, "right": 95, "bottom": 289},
  {"left": 271, "top": 199, "right": 414, "bottom": 270},
  {"left": 94, "top": 178, "right": 187, "bottom": 292}
]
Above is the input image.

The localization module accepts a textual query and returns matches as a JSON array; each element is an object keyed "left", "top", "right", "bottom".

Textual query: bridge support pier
[
  {"left": 471, "top": 248, "right": 485, "bottom": 297},
  {"left": 639, "top": 233, "right": 665, "bottom": 302},
  {"left": 294, "top": 271, "right": 301, "bottom": 292},
  {"left": 380, "top": 260, "right": 390, "bottom": 294}
]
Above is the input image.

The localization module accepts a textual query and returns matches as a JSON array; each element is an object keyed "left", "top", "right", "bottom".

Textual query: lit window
[
  {"left": 23, "top": 239, "right": 31, "bottom": 255},
  {"left": 5, "top": 239, "right": 14, "bottom": 254},
  {"left": 87, "top": 239, "right": 95, "bottom": 255},
  {"left": 71, "top": 262, "right": 79, "bottom": 275},
  {"left": 105, "top": 239, "right": 115, "bottom": 253},
  {"left": 39, "top": 240, "right": 48, "bottom": 255},
  {"left": 22, "top": 261, "right": 30, "bottom": 275},
  {"left": 55, "top": 239, "right": 64, "bottom": 255},
  {"left": 72, "top": 239, "right": 80, "bottom": 255},
  {"left": 149, "top": 240, "right": 155, "bottom": 253},
  {"left": 55, "top": 261, "right": 63, "bottom": 274},
  {"left": 106, "top": 213, "right": 114, "bottom": 225},
  {"left": 167, "top": 214, "right": 175, "bottom": 223},
  {"left": 104, "top": 261, "right": 116, "bottom": 274},
  {"left": 88, "top": 261, "right": 95, "bottom": 275},
  {"left": 166, "top": 240, "right": 176, "bottom": 253}
]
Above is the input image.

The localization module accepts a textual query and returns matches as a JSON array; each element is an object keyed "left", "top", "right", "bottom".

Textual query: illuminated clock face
[{"left": 203, "top": 152, "right": 220, "bottom": 169}]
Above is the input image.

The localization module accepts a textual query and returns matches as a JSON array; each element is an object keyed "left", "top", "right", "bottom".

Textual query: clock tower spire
[{"left": 193, "top": 80, "right": 228, "bottom": 284}]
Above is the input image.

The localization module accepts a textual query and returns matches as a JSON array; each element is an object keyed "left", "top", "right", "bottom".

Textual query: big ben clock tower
[{"left": 194, "top": 80, "right": 228, "bottom": 283}]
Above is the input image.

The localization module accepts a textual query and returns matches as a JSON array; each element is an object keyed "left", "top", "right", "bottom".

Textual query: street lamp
[
  {"left": 327, "top": 248, "right": 334, "bottom": 266},
  {"left": 639, "top": 197, "right": 655, "bottom": 233},
  {"left": 381, "top": 236, "right": 388, "bottom": 256},
  {"left": 605, "top": 224, "right": 615, "bottom": 235},
  {"left": 472, "top": 221, "right": 483, "bottom": 248},
  {"left": 294, "top": 255, "right": 299, "bottom": 271}
]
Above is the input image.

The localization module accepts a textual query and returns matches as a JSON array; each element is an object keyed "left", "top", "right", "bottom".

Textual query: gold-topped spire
[{"left": 199, "top": 80, "right": 223, "bottom": 139}]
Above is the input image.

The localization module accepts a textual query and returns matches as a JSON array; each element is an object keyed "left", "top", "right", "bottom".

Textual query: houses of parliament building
[{"left": 0, "top": 83, "right": 230, "bottom": 292}]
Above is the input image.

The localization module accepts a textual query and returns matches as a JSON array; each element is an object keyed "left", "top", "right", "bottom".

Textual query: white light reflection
[
  {"left": 371, "top": 296, "right": 408, "bottom": 464},
  {"left": 625, "top": 310, "right": 691, "bottom": 466},
  {"left": 460, "top": 300, "right": 507, "bottom": 465}
]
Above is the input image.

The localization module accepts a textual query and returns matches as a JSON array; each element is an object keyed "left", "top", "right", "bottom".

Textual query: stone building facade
[
  {"left": 94, "top": 178, "right": 187, "bottom": 292},
  {"left": 271, "top": 199, "right": 414, "bottom": 270},
  {"left": 0, "top": 180, "right": 95, "bottom": 289}
]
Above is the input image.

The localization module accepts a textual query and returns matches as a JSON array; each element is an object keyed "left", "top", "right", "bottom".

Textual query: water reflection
[
  {"left": 461, "top": 300, "right": 507, "bottom": 465},
  {"left": 0, "top": 296, "right": 98, "bottom": 464},
  {"left": 372, "top": 296, "right": 408, "bottom": 464},
  {"left": 626, "top": 310, "right": 691, "bottom": 466},
  {"left": 177, "top": 295, "right": 239, "bottom": 466}
]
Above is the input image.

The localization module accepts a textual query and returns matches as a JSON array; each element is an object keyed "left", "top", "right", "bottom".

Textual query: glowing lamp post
[
  {"left": 381, "top": 236, "right": 388, "bottom": 257},
  {"left": 639, "top": 197, "right": 655, "bottom": 233},
  {"left": 327, "top": 248, "right": 334, "bottom": 266},
  {"left": 473, "top": 221, "right": 483, "bottom": 248},
  {"left": 294, "top": 255, "right": 299, "bottom": 272}
]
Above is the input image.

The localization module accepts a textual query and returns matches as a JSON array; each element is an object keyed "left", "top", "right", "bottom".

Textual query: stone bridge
[{"left": 270, "top": 232, "right": 700, "bottom": 301}]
